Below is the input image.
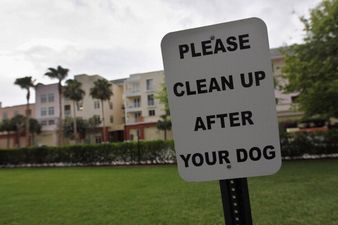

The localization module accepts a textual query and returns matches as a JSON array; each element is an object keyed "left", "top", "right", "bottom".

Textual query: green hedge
[
  {"left": 0, "top": 131, "right": 337, "bottom": 166},
  {"left": 280, "top": 129, "right": 338, "bottom": 158},
  {"left": 0, "top": 140, "right": 175, "bottom": 166}
]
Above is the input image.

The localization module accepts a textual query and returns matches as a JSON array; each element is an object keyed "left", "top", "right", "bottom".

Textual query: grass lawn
[{"left": 0, "top": 160, "right": 337, "bottom": 225}]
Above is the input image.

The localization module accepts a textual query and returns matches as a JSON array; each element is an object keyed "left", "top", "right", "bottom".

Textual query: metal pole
[{"left": 219, "top": 178, "right": 253, "bottom": 225}]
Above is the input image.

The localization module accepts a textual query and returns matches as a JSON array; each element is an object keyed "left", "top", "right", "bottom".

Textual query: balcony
[
  {"left": 124, "top": 89, "right": 141, "bottom": 97},
  {"left": 125, "top": 104, "right": 142, "bottom": 112}
]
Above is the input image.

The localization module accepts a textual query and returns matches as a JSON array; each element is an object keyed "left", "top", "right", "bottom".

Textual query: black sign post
[{"left": 219, "top": 178, "right": 253, "bottom": 225}]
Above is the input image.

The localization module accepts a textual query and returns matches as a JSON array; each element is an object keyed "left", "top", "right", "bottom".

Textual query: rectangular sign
[{"left": 161, "top": 18, "right": 281, "bottom": 182}]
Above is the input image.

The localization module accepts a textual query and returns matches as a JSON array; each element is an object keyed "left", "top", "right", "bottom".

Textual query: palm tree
[
  {"left": 14, "top": 76, "right": 35, "bottom": 146},
  {"left": 0, "top": 119, "right": 15, "bottom": 148},
  {"left": 64, "top": 79, "right": 85, "bottom": 143},
  {"left": 156, "top": 84, "right": 171, "bottom": 140},
  {"left": 90, "top": 79, "right": 113, "bottom": 142},
  {"left": 11, "top": 114, "right": 26, "bottom": 148},
  {"left": 44, "top": 66, "right": 69, "bottom": 145}
]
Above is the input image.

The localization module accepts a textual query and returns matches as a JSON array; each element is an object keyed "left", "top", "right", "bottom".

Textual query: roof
[
  {"left": 270, "top": 48, "right": 283, "bottom": 59},
  {"left": 111, "top": 78, "right": 127, "bottom": 85}
]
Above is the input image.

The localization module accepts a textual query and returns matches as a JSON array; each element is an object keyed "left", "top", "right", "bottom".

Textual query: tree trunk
[
  {"left": 164, "top": 129, "right": 167, "bottom": 141},
  {"left": 6, "top": 131, "right": 10, "bottom": 149},
  {"left": 73, "top": 101, "right": 78, "bottom": 143},
  {"left": 101, "top": 100, "right": 106, "bottom": 142},
  {"left": 58, "top": 82, "right": 63, "bottom": 146},
  {"left": 25, "top": 95, "right": 31, "bottom": 147}
]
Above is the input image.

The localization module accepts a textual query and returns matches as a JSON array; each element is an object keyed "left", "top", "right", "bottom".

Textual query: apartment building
[
  {"left": 62, "top": 74, "right": 125, "bottom": 143},
  {"left": 271, "top": 48, "right": 303, "bottom": 122},
  {"left": 0, "top": 102, "right": 36, "bottom": 148},
  {"left": 123, "top": 70, "right": 172, "bottom": 141},
  {"left": 34, "top": 83, "right": 59, "bottom": 146}
]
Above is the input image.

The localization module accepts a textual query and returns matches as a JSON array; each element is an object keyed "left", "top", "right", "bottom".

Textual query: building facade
[
  {"left": 123, "top": 71, "right": 172, "bottom": 141},
  {"left": 270, "top": 48, "right": 304, "bottom": 122},
  {"left": 0, "top": 102, "right": 36, "bottom": 148}
]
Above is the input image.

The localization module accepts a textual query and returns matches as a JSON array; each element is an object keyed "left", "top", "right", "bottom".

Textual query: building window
[
  {"left": 94, "top": 115, "right": 101, "bottom": 124},
  {"left": 147, "top": 94, "right": 154, "bottom": 106},
  {"left": 40, "top": 95, "right": 47, "bottom": 103},
  {"left": 41, "top": 107, "right": 47, "bottom": 116},
  {"left": 77, "top": 101, "right": 84, "bottom": 111},
  {"left": 110, "top": 116, "right": 114, "bottom": 123},
  {"left": 149, "top": 110, "right": 155, "bottom": 116},
  {"left": 133, "top": 98, "right": 140, "bottom": 107},
  {"left": 95, "top": 136, "right": 102, "bottom": 144},
  {"left": 48, "top": 120, "right": 55, "bottom": 125},
  {"left": 2, "top": 112, "right": 8, "bottom": 120},
  {"left": 41, "top": 120, "right": 47, "bottom": 126},
  {"left": 48, "top": 93, "right": 54, "bottom": 102},
  {"left": 94, "top": 101, "right": 100, "bottom": 109},
  {"left": 109, "top": 102, "right": 113, "bottom": 109},
  {"left": 291, "top": 95, "right": 299, "bottom": 103},
  {"left": 146, "top": 79, "right": 154, "bottom": 90},
  {"left": 48, "top": 107, "right": 54, "bottom": 115},
  {"left": 134, "top": 112, "right": 141, "bottom": 122},
  {"left": 64, "top": 105, "right": 71, "bottom": 116}
]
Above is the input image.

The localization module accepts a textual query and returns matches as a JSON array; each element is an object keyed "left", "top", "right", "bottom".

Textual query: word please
[{"left": 178, "top": 34, "right": 251, "bottom": 59}]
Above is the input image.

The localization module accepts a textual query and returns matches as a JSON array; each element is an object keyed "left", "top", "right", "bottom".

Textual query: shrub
[{"left": 0, "top": 140, "right": 175, "bottom": 166}]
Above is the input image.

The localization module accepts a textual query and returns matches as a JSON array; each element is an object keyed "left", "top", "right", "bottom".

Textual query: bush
[
  {"left": 0, "top": 140, "right": 175, "bottom": 166},
  {"left": 280, "top": 129, "right": 338, "bottom": 158},
  {"left": 1, "top": 131, "right": 337, "bottom": 166}
]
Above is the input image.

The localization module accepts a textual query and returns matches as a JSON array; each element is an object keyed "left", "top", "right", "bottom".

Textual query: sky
[{"left": 0, "top": 0, "right": 321, "bottom": 107}]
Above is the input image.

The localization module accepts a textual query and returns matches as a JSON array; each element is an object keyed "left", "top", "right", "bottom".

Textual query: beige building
[
  {"left": 123, "top": 70, "right": 172, "bottom": 141},
  {"left": 270, "top": 48, "right": 304, "bottom": 122},
  {"left": 63, "top": 74, "right": 125, "bottom": 143},
  {"left": 34, "top": 83, "right": 59, "bottom": 146},
  {"left": 0, "top": 102, "right": 35, "bottom": 148}
]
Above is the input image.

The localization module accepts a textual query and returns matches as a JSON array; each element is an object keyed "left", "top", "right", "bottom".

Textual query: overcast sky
[{"left": 0, "top": 0, "right": 321, "bottom": 107}]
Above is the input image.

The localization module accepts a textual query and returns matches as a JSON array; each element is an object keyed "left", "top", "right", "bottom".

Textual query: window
[
  {"left": 94, "top": 101, "right": 100, "bottom": 109},
  {"left": 149, "top": 110, "right": 155, "bottom": 116},
  {"left": 134, "top": 112, "right": 141, "bottom": 122},
  {"left": 48, "top": 107, "right": 54, "bottom": 116},
  {"left": 40, "top": 95, "right": 47, "bottom": 103},
  {"left": 147, "top": 94, "right": 154, "bottom": 106},
  {"left": 48, "top": 120, "right": 55, "bottom": 125},
  {"left": 64, "top": 105, "right": 71, "bottom": 116},
  {"left": 48, "top": 93, "right": 54, "bottom": 102},
  {"left": 146, "top": 79, "right": 154, "bottom": 90},
  {"left": 133, "top": 98, "right": 140, "bottom": 107},
  {"left": 109, "top": 102, "right": 113, "bottom": 109},
  {"left": 95, "top": 136, "right": 102, "bottom": 144},
  {"left": 110, "top": 116, "right": 114, "bottom": 123},
  {"left": 2, "top": 112, "right": 8, "bottom": 120},
  {"left": 94, "top": 115, "right": 101, "bottom": 124},
  {"left": 41, "top": 107, "right": 47, "bottom": 116},
  {"left": 41, "top": 120, "right": 47, "bottom": 126},
  {"left": 291, "top": 95, "right": 299, "bottom": 103},
  {"left": 77, "top": 101, "right": 84, "bottom": 111}
]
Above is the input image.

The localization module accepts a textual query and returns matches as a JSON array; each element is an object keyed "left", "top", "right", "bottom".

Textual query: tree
[
  {"left": 63, "top": 117, "right": 87, "bottom": 142},
  {"left": 10, "top": 114, "right": 26, "bottom": 148},
  {"left": 29, "top": 118, "right": 42, "bottom": 146},
  {"left": 0, "top": 119, "right": 15, "bottom": 149},
  {"left": 156, "top": 84, "right": 171, "bottom": 140},
  {"left": 90, "top": 79, "right": 113, "bottom": 142},
  {"left": 282, "top": 0, "right": 338, "bottom": 119},
  {"left": 44, "top": 66, "right": 69, "bottom": 145},
  {"left": 14, "top": 76, "right": 35, "bottom": 146},
  {"left": 64, "top": 79, "right": 85, "bottom": 143}
]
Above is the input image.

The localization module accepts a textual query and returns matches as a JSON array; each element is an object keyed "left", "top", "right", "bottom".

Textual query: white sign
[{"left": 161, "top": 18, "right": 281, "bottom": 182}]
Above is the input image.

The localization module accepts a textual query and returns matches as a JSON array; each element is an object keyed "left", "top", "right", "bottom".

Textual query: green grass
[{"left": 0, "top": 160, "right": 337, "bottom": 225}]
